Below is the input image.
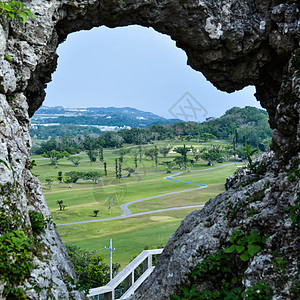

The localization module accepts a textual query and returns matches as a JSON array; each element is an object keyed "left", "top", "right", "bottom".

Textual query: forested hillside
[{"left": 31, "top": 106, "right": 272, "bottom": 154}]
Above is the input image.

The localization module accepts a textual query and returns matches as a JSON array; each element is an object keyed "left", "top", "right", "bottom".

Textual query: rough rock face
[
  {"left": 133, "top": 153, "right": 300, "bottom": 299},
  {"left": 0, "top": 0, "right": 299, "bottom": 299}
]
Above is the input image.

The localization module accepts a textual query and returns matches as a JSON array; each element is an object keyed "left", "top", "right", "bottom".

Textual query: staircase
[{"left": 88, "top": 248, "right": 163, "bottom": 300}]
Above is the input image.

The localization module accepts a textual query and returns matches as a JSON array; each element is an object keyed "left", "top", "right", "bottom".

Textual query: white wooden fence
[{"left": 88, "top": 248, "right": 164, "bottom": 300}]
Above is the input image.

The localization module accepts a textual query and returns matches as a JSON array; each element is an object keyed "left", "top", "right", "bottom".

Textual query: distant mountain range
[{"left": 31, "top": 106, "right": 181, "bottom": 130}]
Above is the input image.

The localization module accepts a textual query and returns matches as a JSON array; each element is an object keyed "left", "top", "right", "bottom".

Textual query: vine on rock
[{"left": 171, "top": 231, "right": 271, "bottom": 299}]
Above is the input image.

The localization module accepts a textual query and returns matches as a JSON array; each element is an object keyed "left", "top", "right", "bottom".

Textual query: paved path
[
  {"left": 57, "top": 204, "right": 205, "bottom": 226},
  {"left": 57, "top": 163, "right": 235, "bottom": 226}
]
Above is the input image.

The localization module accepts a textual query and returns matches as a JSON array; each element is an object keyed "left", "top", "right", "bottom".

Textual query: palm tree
[
  {"left": 93, "top": 210, "right": 100, "bottom": 217},
  {"left": 57, "top": 200, "right": 64, "bottom": 211}
]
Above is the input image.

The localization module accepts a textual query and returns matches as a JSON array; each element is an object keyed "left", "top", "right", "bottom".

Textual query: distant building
[{"left": 206, "top": 117, "right": 216, "bottom": 122}]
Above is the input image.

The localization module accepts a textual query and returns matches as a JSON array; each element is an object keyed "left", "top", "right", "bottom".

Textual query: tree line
[{"left": 31, "top": 106, "right": 272, "bottom": 155}]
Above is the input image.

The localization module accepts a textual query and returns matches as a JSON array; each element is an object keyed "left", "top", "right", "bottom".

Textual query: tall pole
[{"left": 105, "top": 238, "right": 115, "bottom": 281}]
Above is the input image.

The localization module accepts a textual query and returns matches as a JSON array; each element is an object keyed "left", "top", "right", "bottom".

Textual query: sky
[{"left": 44, "top": 25, "right": 262, "bottom": 122}]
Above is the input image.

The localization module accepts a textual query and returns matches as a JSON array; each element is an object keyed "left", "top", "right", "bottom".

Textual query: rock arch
[{"left": 0, "top": 0, "right": 299, "bottom": 299}]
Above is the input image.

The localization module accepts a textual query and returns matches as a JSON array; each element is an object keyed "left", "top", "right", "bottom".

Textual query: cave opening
[{"left": 29, "top": 24, "right": 266, "bottom": 269}]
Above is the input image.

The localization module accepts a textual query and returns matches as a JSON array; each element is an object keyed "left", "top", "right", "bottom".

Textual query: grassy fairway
[
  {"left": 32, "top": 140, "right": 240, "bottom": 268},
  {"left": 57, "top": 208, "right": 196, "bottom": 267},
  {"left": 44, "top": 164, "right": 238, "bottom": 224},
  {"left": 54, "top": 164, "right": 239, "bottom": 268}
]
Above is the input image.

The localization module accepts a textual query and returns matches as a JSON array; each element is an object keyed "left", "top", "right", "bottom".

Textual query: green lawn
[
  {"left": 31, "top": 140, "right": 240, "bottom": 268},
  {"left": 44, "top": 164, "right": 238, "bottom": 224},
  {"left": 57, "top": 208, "right": 196, "bottom": 267}
]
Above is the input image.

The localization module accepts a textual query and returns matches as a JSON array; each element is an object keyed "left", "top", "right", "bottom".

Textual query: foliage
[
  {"left": 113, "top": 148, "right": 129, "bottom": 159},
  {"left": 244, "top": 144, "right": 258, "bottom": 170},
  {"left": 86, "top": 149, "right": 97, "bottom": 166},
  {"left": 144, "top": 148, "right": 158, "bottom": 160},
  {"left": 171, "top": 234, "right": 271, "bottom": 300},
  {"left": 224, "top": 231, "right": 268, "bottom": 261},
  {"left": 93, "top": 210, "right": 99, "bottom": 217},
  {"left": 29, "top": 211, "right": 46, "bottom": 235},
  {"left": 241, "top": 281, "right": 273, "bottom": 299},
  {"left": 64, "top": 171, "right": 83, "bottom": 186},
  {"left": 68, "top": 156, "right": 81, "bottom": 167},
  {"left": 161, "top": 161, "right": 175, "bottom": 173},
  {"left": 159, "top": 146, "right": 172, "bottom": 158},
  {"left": 31, "top": 107, "right": 272, "bottom": 157},
  {"left": 0, "top": 230, "right": 34, "bottom": 298},
  {"left": 0, "top": 158, "right": 10, "bottom": 169},
  {"left": 171, "top": 249, "right": 243, "bottom": 300},
  {"left": 285, "top": 198, "right": 300, "bottom": 226},
  {"left": 123, "top": 166, "right": 135, "bottom": 177},
  {"left": 57, "top": 200, "right": 66, "bottom": 211},
  {"left": 201, "top": 145, "right": 225, "bottom": 165},
  {"left": 57, "top": 171, "right": 63, "bottom": 185},
  {"left": 43, "top": 150, "right": 70, "bottom": 166},
  {"left": 245, "top": 188, "right": 266, "bottom": 203},
  {"left": 174, "top": 145, "right": 190, "bottom": 160},
  {"left": 45, "top": 177, "right": 54, "bottom": 189},
  {"left": 99, "top": 147, "right": 104, "bottom": 163},
  {"left": 0, "top": 0, "right": 35, "bottom": 24},
  {"left": 103, "top": 161, "right": 107, "bottom": 177},
  {"left": 66, "top": 245, "right": 120, "bottom": 290},
  {"left": 83, "top": 171, "right": 103, "bottom": 184},
  {"left": 287, "top": 168, "right": 299, "bottom": 182}
]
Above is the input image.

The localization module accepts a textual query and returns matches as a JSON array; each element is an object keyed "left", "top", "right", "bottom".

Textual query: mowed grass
[
  {"left": 57, "top": 208, "right": 197, "bottom": 268},
  {"left": 31, "top": 140, "right": 233, "bottom": 182},
  {"left": 32, "top": 140, "right": 239, "bottom": 268},
  {"left": 44, "top": 164, "right": 238, "bottom": 224}
]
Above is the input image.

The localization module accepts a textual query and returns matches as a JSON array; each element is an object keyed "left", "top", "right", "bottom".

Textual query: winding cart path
[{"left": 57, "top": 163, "right": 234, "bottom": 226}]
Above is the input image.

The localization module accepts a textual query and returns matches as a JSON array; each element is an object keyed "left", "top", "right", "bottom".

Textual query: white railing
[{"left": 88, "top": 248, "right": 163, "bottom": 300}]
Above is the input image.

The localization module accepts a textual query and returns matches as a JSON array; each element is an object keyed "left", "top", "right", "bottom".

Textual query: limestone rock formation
[{"left": 0, "top": 0, "right": 299, "bottom": 299}]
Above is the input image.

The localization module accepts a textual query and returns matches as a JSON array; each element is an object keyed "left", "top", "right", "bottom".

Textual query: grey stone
[{"left": 0, "top": 0, "right": 299, "bottom": 299}]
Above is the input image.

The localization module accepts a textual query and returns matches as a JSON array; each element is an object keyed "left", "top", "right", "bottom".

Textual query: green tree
[
  {"left": 118, "top": 158, "right": 122, "bottom": 183},
  {"left": 115, "top": 159, "right": 118, "bottom": 181},
  {"left": 64, "top": 171, "right": 82, "bottom": 188},
  {"left": 200, "top": 133, "right": 216, "bottom": 142},
  {"left": 159, "top": 146, "right": 172, "bottom": 158},
  {"left": 45, "top": 177, "right": 54, "bottom": 190},
  {"left": 186, "top": 159, "right": 195, "bottom": 172},
  {"left": 154, "top": 146, "right": 159, "bottom": 172},
  {"left": 66, "top": 245, "right": 120, "bottom": 290},
  {"left": 138, "top": 145, "right": 143, "bottom": 163},
  {"left": 57, "top": 200, "right": 66, "bottom": 211},
  {"left": 83, "top": 171, "right": 103, "bottom": 184},
  {"left": 123, "top": 166, "right": 135, "bottom": 177},
  {"left": 174, "top": 144, "right": 191, "bottom": 170},
  {"left": 43, "top": 150, "right": 70, "bottom": 167},
  {"left": 201, "top": 150, "right": 224, "bottom": 166},
  {"left": 173, "top": 156, "right": 185, "bottom": 169},
  {"left": 68, "top": 156, "right": 81, "bottom": 167},
  {"left": 144, "top": 148, "right": 157, "bottom": 160},
  {"left": 93, "top": 210, "right": 100, "bottom": 217},
  {"left": 103, "top": 161, "right": 107, "bottom": 178},
  {"left": 57, "top": 171, "right": 63, "bottom": 187},
  {"left": 99, "top": 147, "right": 104, "bottom": 164},
  {"left": 113, "top": 148, "right": 128, "bottom": 159},
  {"left": 161, "top": 161, "right": 175, "bottom": 174},
  {"left": 129, "top": 149, "right": 139, "bottom": 170},
  {"left": 86, "top": 150, "right": 97, "bottom": 166},
  {"left": 222, "top": 148, "right": 234, "bottom": 162}
]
